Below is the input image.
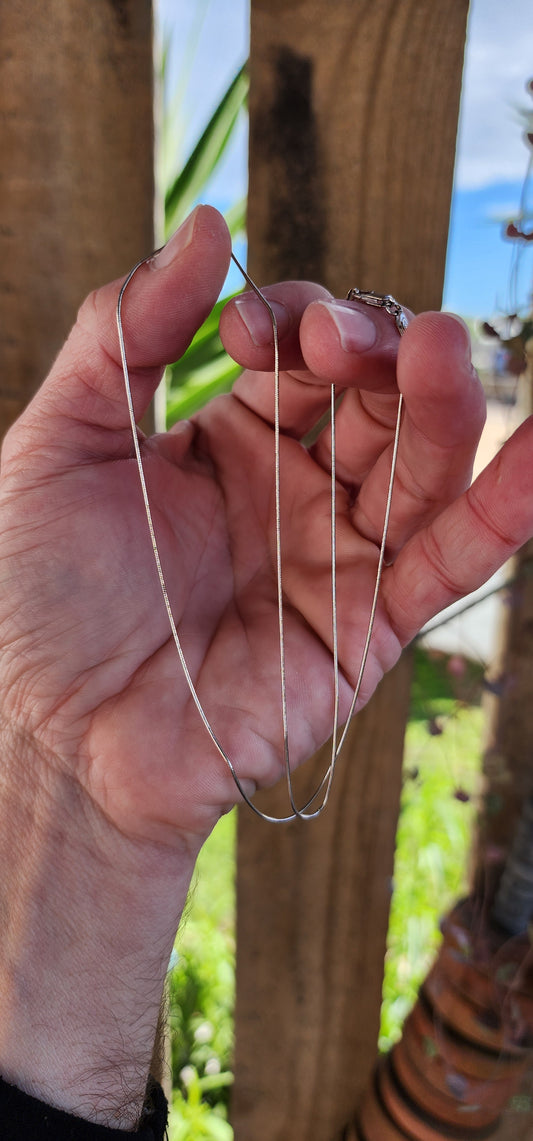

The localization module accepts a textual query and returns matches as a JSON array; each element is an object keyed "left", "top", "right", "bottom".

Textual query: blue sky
[{"left": 158, "top": 0, "right": 533, "bottom": 320}]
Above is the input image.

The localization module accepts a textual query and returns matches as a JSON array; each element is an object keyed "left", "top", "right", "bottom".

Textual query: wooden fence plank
[
  {"left": 0, "top": 0, "right": 163, "bottom": 1089},
  {"left": 233, "top": 3, "right": 469, "bottom": 1138},
  {"left": 0, "top": 0, "right": 155, "bottom": 438},
  {"left": 478, "top": 343, "right": 533, "bottom": 1141},
  {"left": 478, "top": 352, "right": 533, "bottom": 868},
  {"left": 234, "top": 658, "right": 413, "bottom": 1140}
]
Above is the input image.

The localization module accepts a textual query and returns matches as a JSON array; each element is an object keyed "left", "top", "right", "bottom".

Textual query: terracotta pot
[
  {"left": 359, "top": 1068, "right": 412, "bottom": 1140},
  {"left": 402, "top": 998, "right": 527, "bottom": 1107},
  {"left": 358, "top": 898, "right": 533, "bottom": 1141},
  {"left": 425, "top": 965, "right": 509, "bottom": 1054},
  {"left": 391, "top": 1038, "right": 500, "bottom": 1130},
  {"left": 378, "top": 1055, "right": 498, "bottom": 1141},
  {"left": 427, "top": 929, "right": 533, "bottom": 1050},
  {"left": 440, "top": 899, "right": 529, "bottom": 953},
  {"left": 439, "top": 904, "right": 533, "bottom": 1046},
  {"left": 442, "top": 902, "right": 533, "bottom": 1008},
  {"left": 437, "top": 946, "right": 502, "bottom": 1015}
]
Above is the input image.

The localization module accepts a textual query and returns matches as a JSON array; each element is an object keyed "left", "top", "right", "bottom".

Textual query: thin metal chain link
[{"left": 116, "top": 254, "right": 407, "bottom": 824}]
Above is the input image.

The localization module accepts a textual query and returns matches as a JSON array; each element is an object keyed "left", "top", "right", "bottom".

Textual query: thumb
[{"left": 3, "top": 206, "right": 231, "bottom": 470}]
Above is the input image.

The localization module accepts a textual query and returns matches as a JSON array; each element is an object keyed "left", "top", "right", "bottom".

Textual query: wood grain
[
  {"left": 0, "top": 0, "right": 164, "bottom": 1093},
  {"left": 475, "top": 349, "right": 533, "bottom": 1141},
  {"left": 247, "top": 0, "right": 468, "bottom": 310},
  {"left": 0, "top": 0, "right": 155, "bottom": 436},
  {"left": 234, "top": 657, "right": 413, "bottom": 1141},
  {"left": 234, "top": 2, "right": 469, "bottom": 1138},
  {"left": 479, "top": 351, "right": 533, "bottom": 864}
]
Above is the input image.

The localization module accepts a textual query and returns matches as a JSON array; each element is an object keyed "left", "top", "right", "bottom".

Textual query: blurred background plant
[
  {"left": 159, "top": 27, "right": 248, "bottom": 430},
  {"left": 168, "top": 813, "right": 235, "bottom": 1139},
  {"left": 380, "top": 646, "right": 485, "bottom": 1051}
]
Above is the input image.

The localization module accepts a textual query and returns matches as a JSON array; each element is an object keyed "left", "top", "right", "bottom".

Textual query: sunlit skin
[
  {"left": 0, "top": 205, "right": 530, "bottom": 1126},
  {"left": 0, "top": 205, "right": 528, "bottom": 841}
]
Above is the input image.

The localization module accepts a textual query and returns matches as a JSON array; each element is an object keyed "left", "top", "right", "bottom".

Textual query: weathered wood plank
[
  {"left": 246, "top": 0, "right": 468, "bottom": 307},
  {"left": 0, "top": 0, "right": 163, "bottom": 1091},
  {"left": 0, "top": 0, "right": 155, "bottom": 438},
  {"left": 479, "top": 350, "right": 533, "bottom": 866},
  {"left": 234, "top": 657, "right": 413, "bottom": 1140},
  {"left": 477, "top": 345, "right": 533, "bottom": 1141},
  {"left": 233, "top": 2, "right": 469, "bottom": 1138}
]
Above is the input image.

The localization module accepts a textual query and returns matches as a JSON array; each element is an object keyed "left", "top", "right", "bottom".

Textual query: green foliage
[
  {"left": 379, "top": 647, "right": 484, "bottom": 1051},
  {"left": 168, "top": 813, "right": 236, "bottom": 1140},
  {"left": 169, "top": 1073, "right": 233, "bottom": 1141},
  {"left": 409, "top": 643, "right": 484, "bottom": 721},
  {"left": 165, "top": 293, "right": 242, "bottom": 426},
  {"left": 161, "top": 37, "right": 248, "bottom": 428},
  {"left": 164, "top": 63, "right": 248, "bottom": 239},
  {"left": 162, "top": 59, "right": 248, "bottom": 426}
]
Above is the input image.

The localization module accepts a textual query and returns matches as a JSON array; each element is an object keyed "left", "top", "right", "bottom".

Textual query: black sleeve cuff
[{"left": 0, "top": 1074, "right": 168, "bottom": 1140}]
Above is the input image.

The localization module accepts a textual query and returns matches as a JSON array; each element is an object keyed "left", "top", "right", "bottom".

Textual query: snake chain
[{"left": 116, "top": 255, "right": 407, "bottom": 824}]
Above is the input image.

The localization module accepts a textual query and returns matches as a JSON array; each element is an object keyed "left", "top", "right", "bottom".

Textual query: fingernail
[
  {"left": 234, "top": 295, "right": 290, "bottom": 347},
  {"left": 324, "top": 300, "right": 377, "bottom": 352},
  {"left": 152, "top": 208, "right": 198, "bottom": 269}
]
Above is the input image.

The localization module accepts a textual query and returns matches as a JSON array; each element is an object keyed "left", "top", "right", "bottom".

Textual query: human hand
[
  {"left": 1, "top": 204, "right": 531, "bottom": 1126},
  {"left": 1, "top": 206, "right": 532, "bottom": 850}
]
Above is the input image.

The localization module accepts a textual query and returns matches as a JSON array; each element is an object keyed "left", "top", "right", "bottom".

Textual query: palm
[{"left": 0, "top": 381, "right": 379, "bottom": 840}]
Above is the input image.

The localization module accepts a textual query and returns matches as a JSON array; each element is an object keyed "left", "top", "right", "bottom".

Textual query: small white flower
[
  {"left": 194, "top": 1020, "right": 214, "bottom": 1044},
  {"left": 205, "top": 1057, "right": 221, "bottom": 1076},
  {"left": 180, "top": 1065, "right": 196, "bottom": 1087}
]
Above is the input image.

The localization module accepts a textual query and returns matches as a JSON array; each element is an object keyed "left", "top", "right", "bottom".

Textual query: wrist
[{"left": 0, "top": 724, "right": 200, "bottom": 1128}]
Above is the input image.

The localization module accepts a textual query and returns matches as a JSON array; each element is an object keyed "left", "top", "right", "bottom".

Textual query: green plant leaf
[
  {"left": 167, "top": 291, "right": 242, "bottom": 384},
  {"left": 224, "top": 197, "right": 247, "bottom": 241},
  {"left": 169, "top": 1085, "right": 234, "bottom": 1141},
  {"left": 165, "top": 63, "right": 248, "bottom": 235},
  {"left": 197, "top": 1072, "right": 234, "bottom": 1094},
  {"left": 166, "top": 357, "right": 241, "bottom": 426},
  {"left": 166, "top": 287, "right": 244, "bottom": 417},
  {"left": 165, "top": 289, "right": 245, "bottom": 424}
]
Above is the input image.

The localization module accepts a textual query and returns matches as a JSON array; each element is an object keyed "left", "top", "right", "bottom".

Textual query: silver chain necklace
[{"left": 116, "top": 253, "right": 407, "bottom": 824}]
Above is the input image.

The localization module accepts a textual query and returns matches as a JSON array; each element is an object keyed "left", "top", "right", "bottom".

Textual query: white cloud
[{"left": 455, "top": 0, "right": 533, "bottom": 188}]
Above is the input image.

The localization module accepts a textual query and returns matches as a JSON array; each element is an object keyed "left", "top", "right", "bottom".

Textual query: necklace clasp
[{"left": 346, "top": 287, "right": 408, "bottom": 335}]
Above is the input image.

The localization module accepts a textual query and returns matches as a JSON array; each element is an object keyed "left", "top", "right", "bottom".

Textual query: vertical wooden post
[
  {"left": 479, "top": 545, "right": 533, "bottom": 866},
  {"left": 0, "top": 0, "right": 155, "bottom": 437},
  {"left": 477, "top": 346, "right": 533, "bottom": 1141},
  {"left": 479, "top": 343, "right": 533, "bottom": 869},
  {"left": 0, "top": 0, "right": 163, "bottom": 1086},
  {"left": 233, "top": 3, "right": 469, "bottom": 1138}
]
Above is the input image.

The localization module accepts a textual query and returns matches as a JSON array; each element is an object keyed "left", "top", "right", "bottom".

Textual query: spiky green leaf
[
  {"left": 165, "top": 63, "right": 248, "bottom": 235},
  {"left": 166, "top": 357, "right": 241, "bottom": 426}
]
